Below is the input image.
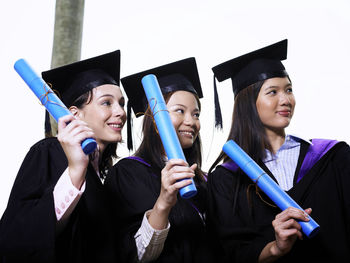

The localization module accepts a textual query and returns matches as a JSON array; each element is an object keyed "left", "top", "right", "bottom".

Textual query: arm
[
  {"left": 0, "top": 138, "right": 67, "bottom": 259},
  {"left": 56, "top": 115, "right": 94, "bottom": 189},
  {"left": 134, "top": 210, "right": 170, "bottom": 262},
  {"left": 53, "top": 168, "right": 86, "bottom": 232},
  {"left": 136, "top": 159, "right": 196, "bottom": 262},
  {"left": 52, "top": 115, "right": 95, "bottom": 232},
  {"left": 148, "top": 159, "right": 195, "bottom": 229},
  {"left": 207, "top": 166, "right": 274, "bottom": 263},
  {"left": 105, "top": 158, "right": 196, "bottom": 262},
  {"left": 258, "top": 207, "right": 311, "bottom": 263},
  {"left": 0, "top": 115, "right": 95, "bottom": 259}
]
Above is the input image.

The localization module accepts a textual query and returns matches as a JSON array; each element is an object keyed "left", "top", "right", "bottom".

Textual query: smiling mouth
[
  {"left": 109, "top": 123, "right": 123, "bottom": 129},
  {"left": 179, "top": 131, "right": 194, "bottom": 138},
  {"left": 277, "top": 111, "right": 291, "bottom": 116}
]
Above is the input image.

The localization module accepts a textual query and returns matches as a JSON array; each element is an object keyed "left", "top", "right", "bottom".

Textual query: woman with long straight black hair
[
  {"left": 106, "top": 58, "right": 214, "bottom": 263},
  {"left": 207, "top": 39, "right": 350, "bottom": 263}
]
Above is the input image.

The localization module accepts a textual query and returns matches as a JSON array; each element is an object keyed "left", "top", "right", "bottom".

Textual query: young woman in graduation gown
[
  {"left": 0, "top": 50, "right": 126, "bottom": 262},
  {"left": 207, "top": 39, "right": 350, "bottom": 263},
  {"left": 105, "top": 58, "right": 215, "bottom": 263}
]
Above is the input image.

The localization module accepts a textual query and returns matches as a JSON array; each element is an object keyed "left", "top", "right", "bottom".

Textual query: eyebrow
[
  {"left": 264, "top": 83, "right": 292, "bottom": 90},
  {"left": 170, "top": 103, "right": 199, "bottom": 111},
  {"left": 98, "top": 94, "right": 125, "bottom": 100}
]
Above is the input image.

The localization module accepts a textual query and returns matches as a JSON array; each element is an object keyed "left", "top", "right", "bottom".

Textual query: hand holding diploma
[
  {"left": 141, "top": 74, "right": 197, "bottom": 199},
  {"left": 14, "top": 59, "right": 97, "bottom": 155},
  {"left": 223, "top": 140, "right": 320, "bottom": 238}
]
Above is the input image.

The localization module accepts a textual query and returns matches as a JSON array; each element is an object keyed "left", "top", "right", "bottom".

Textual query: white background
[{"left": 0, "top": 0, "right": 349, "bottom": 216}]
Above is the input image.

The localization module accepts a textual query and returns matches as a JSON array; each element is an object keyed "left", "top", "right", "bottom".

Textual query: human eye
[
  {"left": 175, "top": 108, "right": 184, "bottom": 114},
  {"left": 266, "top": 89, "right": 277, "bottom": 95},
  {"left": 119, "top": 98, "right": 125, "bottom": 108},
  {"left": 286, "top": 87, "right": 293, "bottom": 93},
  {"left": 194, "top": 112, "right": 200, "bottom": 118},
  {"left": 101, "top": 99, "right": 112, "bottom": 106}
]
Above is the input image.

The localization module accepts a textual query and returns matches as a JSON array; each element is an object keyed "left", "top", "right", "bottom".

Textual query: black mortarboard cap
[
  {"left": 211, "top": 39, "right": 288, "bottom": 128},
  {"left": 42, "top": 50, "right": 121, "bottom": 107},
  {"left": 120, "top": 57, "right": 203, "bottom": 150}
]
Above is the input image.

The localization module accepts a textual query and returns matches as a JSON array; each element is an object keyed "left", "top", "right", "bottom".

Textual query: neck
[
  {"left": 96, "top": 142, "right": 107, "bottom": 163},
  {"left": 265, "top": 128, "right": 286, "bottom": 154}
]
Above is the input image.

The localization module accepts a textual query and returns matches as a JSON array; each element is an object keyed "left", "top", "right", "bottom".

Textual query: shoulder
[
  {"left": 117, "top": 156, "right": 151, "bottom": 167},
  {"left": 29, "top": 137, "right": 62, "bottom": 152},
  {"left": 106, "top": 157, "right": 159, "bottom": 201},
  {"left": 108, "top": 156, "right": 156, "bottom": 185},
  {"left": 309, "top": 138, "right": 349, "bottom": 155},
  {"left": 209, "top": 161, "right": 239, "bottom": 177},
  {"left": 208, "top": 162, "right": 239, "bottom": 186},
  {"left": 12, "top": 138, "right": 66, "bottom": 194},
  {"left": 114, "top": 156, "right": 152, "bottom": 172},
  {"left": 23, "top": 137, "right": 65, "bottom": 162}
]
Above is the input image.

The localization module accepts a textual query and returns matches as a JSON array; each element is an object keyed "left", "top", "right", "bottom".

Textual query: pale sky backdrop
[{"left": 0, "top": 0, "right": 349, "bottom": 216}]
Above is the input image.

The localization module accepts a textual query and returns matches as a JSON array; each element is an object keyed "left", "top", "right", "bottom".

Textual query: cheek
[
  {"left": 256, "top": 101, "right": 266, "bottom": 120},
  {"left": 196, "top": 120, "right": 201, "bottom": 132},
  {"left": 169, "top": 113, "right": 180, "bottom": 128},
  {"left": 120, "top": 109, "right": 127, "bottom": 122},
  {"left": 291, "top": 98, "right": 296, "bottom": 110}
]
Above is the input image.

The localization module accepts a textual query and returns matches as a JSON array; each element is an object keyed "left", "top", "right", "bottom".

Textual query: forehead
[
  {"left": 167, "top": 90, "right": 199, "bottom": 107},
  {"left": 93, "top": 84, "right": 122, "bottom": 97},
  {"left": 262, "top": 77, "right": 291, "bottom": 88}
]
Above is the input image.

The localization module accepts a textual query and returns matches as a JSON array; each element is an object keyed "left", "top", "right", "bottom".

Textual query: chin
[
  {"left": 105, "top": 135, "right": 122, "bottom": 144},
  {"left": 180, "top": 142, "right": 194, "bottom": 150}
]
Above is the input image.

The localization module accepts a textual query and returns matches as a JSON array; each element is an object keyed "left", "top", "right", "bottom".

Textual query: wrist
[
  {"left": 269, "top": 241, "right": 283, "bottom": 258},
  {"left": 68, "top": 166, "right": 87, "bottom": 189},
  {"left": 154, "top": 198, "right": 172, "bottom": 215},
  {"left": 147, "top": 200, "right": 171, "bottom": 230}
]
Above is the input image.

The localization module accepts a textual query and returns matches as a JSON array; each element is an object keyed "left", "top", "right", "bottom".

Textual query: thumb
[{"left": 190, "top": 163, "right": 198, "bottom": 171}]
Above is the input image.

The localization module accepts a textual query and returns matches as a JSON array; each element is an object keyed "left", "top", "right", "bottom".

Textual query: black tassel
[
  {"left": 44, "top": 110, "right": 52, "bottom": 137},
  {"left": 127, "top": 101, "right": 133, "bottom": 151},
  {"left": 213, "top": 75, "right": 223, "bottom": 129}
]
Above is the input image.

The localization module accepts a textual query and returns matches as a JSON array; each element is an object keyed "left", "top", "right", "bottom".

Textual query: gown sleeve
[
  {"left": 0, "top": 138, "right": 68, "bottom": 262},
  {"left": 105, "top": 158, "right": 162, "bottom": 262}
]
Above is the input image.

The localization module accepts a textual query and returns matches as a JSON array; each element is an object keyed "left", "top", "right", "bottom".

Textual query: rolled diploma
[
  {"left": 141, "top": 74, "right": 197, "bottom": 199},
  {"left": 14, "top": 58, "right": 97, "bottom": 155},
  {"left": 223, "top": 140, "right": 320, "bottom": 238}
]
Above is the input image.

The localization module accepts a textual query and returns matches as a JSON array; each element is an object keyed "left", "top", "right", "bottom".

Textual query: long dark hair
[
  {"left": 71, "top": 90, "right": 118, "bottom": 178},
  {"left": 209, "top": 80, "right": 272, "bottom": 173},
  {"left": 134, "top": 91, "right": 206, "bottom": 182}
]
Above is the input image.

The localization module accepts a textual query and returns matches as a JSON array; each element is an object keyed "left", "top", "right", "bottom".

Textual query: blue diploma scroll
[
  {"left": 223, "top": 140, "right": 320, "bottom": 238},
  {"left": 14, "top": 59, "right": 97, "bottom": 155},
  {"left": 141, "top": 74, "right": 197, "bottom": 199}
]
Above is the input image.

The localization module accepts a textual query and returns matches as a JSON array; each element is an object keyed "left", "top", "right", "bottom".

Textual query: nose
[
  {"left": 183, "top": 113, "right": 196, "bottom": 126},
  {"left": 279, "top": 92, "right": 292, "bottom": 106},
  {"left": 113, "top": 103, "right": 126, "bottom": 118}
]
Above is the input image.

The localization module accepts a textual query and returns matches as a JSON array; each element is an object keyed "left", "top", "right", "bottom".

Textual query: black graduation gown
[
  {"left": 105, "top": 157, "right": 215, "bottom": 263},
  {"left": 0, "top": 137, "right": 117, "bottom": 263},
  {"left": 207, "top": 140, "right": 350, "bottom": 263}
]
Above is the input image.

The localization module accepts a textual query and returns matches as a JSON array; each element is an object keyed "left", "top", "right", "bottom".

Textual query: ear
[{"left": 69, "top": 106, "right": 79, "bottom": 117}]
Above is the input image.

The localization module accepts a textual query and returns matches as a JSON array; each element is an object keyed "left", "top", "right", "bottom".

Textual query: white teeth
[
  {"left": 180, "top": 131, "right": 193, "bottom": 136},
  {"left": 110, "top": 124, "right": 121, "bottom": 128}
]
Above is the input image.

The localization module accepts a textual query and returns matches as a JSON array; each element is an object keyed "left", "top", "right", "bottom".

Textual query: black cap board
[
  {"left": 211, "top": 39, "right": 289, "bottom": 128},
  {"left": 42, "top": 50, "right": 121, "bottom": 107},
  {"left": 120, "top": 57, "right": 203, "bottom": 150}
]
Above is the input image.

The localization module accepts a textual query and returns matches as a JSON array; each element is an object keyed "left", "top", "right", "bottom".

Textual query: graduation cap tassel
[
  {"left": 44, "top": 110, "right": 52, "bottom": 137},
  {"left": 213, "top": 75, "right": 223, "bottom": 129},
  {"left": 127, "top": 101, "right": 133, "bottom": 151}
]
